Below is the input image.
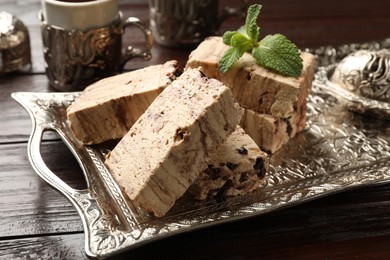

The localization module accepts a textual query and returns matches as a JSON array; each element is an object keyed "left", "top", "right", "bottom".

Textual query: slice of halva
[
  {"left": 105, "top": 68, "right": 243, "bottom": 217},
  {"left": 186, "top": 36, "right": 316, "bottom": 118},
  {"left": 240, "top": 104, "right": 307, "bottom": 154},
  {"left": 189, "top": 126, "right": 269, "bottom": 200},
  {"left": 67, "top": 60, "right": 182, "bottom": 144}
]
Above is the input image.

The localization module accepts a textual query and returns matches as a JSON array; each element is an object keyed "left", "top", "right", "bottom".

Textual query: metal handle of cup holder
[{"left": 121, "top": 17, "right": 153, "bottom": 66}]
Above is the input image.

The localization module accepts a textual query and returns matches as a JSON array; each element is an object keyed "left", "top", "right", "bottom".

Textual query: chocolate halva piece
[
  {"left": 240, "top": 106, "right": 307, "bottom": 154},
  {"left": 186, "top": 36, "right": 315, "bottom": 153},
  {"left": 67, "top": 60, "right": 182, "bottom": 144},
  {"left": 186, "top": 36, "right": 316, "bottom": 118},
  {"left": 189, "top": 126, "right": 269, "bottom": 200},
  {"left": 105, "top": 68, "right": 243, "bottom": 217}
]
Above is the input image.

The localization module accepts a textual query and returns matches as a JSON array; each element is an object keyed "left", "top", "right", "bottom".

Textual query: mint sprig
[
  {"left": 219, "top": 4, "right": 303, "bottom": 77},
  {"left": 245, "top": 3, "right": 261, "bottom": 41}
]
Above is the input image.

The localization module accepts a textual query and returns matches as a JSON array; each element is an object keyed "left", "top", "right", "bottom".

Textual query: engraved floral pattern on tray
[{"left": 12, "top": 37, "right": 390, "bottom": 259}]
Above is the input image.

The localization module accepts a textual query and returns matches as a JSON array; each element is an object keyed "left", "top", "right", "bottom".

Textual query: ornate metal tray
[{"left": 12, "top": 37, "right": 390, "bottom": 259}]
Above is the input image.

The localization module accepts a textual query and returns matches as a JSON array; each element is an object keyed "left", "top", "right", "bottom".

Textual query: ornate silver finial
[
  {"left": 0, "top": 12, "right": 31, "bottom": 74},
  {"left": 331, "top": 49, "right": 390, "bottom": 102}
]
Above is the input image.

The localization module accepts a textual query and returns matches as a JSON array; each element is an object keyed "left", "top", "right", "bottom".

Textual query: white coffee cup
[
  {"left": 41, "top": 0, "right": 119, "bottom": 31},
  {"left": 39, "top": 0, "right": 153, "bottom": 91}
]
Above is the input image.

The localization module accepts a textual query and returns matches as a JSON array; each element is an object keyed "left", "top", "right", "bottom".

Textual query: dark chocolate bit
[
  {"left": 237, "top": 147, "right": 248, "bottom": 155},
  {"left": 205, "top": 164, "right": 221, "bottom": 180},
  {"left": 226, "top": 162, "right": 239, "bottom": 171},
  {"left": 167, "top": 64, "right": 183, "bottom": 81},
  {"left": 254, "top": 157, "right": 266, "bottom": 178},
  {"left": 283, "top": 118, "right": 293, "bottom": 137},
  {"left": 175, "top": 129, "right": 184, "bottom": 140},
  {"left": 212, "top": 167, "right": 220, "bottom": 174},
  {"left": 174, "top": 127, "right": 187, "bottom": 141},
  {"left": 210, "top": 167, "right": 221, "bottom": 180},
  {"left": 253, "top": 157, "right": 264, "bottom": 171},
  {"left": 256, "top": 167, "right": 266, "bottom": 179},
  {"left": 239, "top": 173, "right": 249, "bottom": 182},
  {"left": 258, "top": 91, "right": 269, "bottom": 105},
  {"left": 173, "top": 65, "right": 183, "bottom": 77},
  {"left": 174, "top": 70, "right": 182, "bottom": 78},
  {"left": 199, "top": 70, "right": 207, "bottom": 78}
]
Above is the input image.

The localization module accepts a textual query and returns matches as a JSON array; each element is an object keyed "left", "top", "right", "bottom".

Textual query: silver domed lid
[
  {"left": 331, "top": 49, "right": 390, "bottom": 102},
  {"left": 315, "top": 48, "right": 390, "bottom": 120},
  {"left": 0, "top": 11, "right": 31, "bottom": 74}
]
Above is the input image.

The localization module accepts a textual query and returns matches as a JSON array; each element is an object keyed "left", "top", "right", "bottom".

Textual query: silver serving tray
[{"left": 12, "top": 38, "right": 390, "bottom": 259}]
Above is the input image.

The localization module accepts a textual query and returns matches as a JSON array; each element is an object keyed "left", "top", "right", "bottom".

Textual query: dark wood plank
[
  {"left": 0, "top": 142, "right": 85, "bottom": 238},
  {"left": 0, "top": 74, "right": 59, "bottom": 143},
  {"left": 0, "top": 233, "right": 87, "bottom": 260}
]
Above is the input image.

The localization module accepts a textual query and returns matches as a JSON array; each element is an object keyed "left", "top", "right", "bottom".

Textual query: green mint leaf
[
  {"left": 222, "top": 31, "right": 238, "bottom": 45},
  {"left": 245, "top": 4, "right": 261, "bottom": 41},
  {"left": 230, "top": 33, "right": 253, "bottom": 52},
  {"left": 253, "top": 34, "right": 303, "bottom": 77},
  {"left": 219, "top": 47, "right": 244, "bottom": 73},
  {"left": 218, "top": 5, "right": 303, "bottom": 76}
]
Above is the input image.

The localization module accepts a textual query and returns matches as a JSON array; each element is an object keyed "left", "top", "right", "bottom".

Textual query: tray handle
[
  {"left": 27, "top": 124, "right": 86, "bottom": 198},
  {"left": 12, "top": 92, "right": 151, "bottom": 258}
]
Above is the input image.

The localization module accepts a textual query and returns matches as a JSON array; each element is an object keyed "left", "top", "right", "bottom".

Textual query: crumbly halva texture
[
  {"left": 186, "top": 36, "right": 315, "bottom": 153},
  {"left": 189, "top": 126, "right": 269, "bottom": 200},
  {"left": 240, "top": 105, "right": 307, "bottom": 154},
  {"left": 67, "top": 60, "right": 182, "bottom": 145},
  {"left": 105, "top": 68, "right": 243, "bottom": 217},
  {"left": 186, "top": 36, "right": 316, "bottom": 118},
  {"left": 67, "top": 60, "right": 269, "bottom": 204}
]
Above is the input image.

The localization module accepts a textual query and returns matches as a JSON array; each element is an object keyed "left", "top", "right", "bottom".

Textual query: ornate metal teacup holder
[
  {"left": 313, "top": 40, "right": 390, "bottom": 119},
  {"left": 40, "top": 12, "right": 152, "bottom": 91}
]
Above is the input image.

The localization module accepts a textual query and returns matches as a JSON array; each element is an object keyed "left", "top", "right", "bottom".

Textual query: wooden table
[{"left": 2, "top": 0, "right": 390, "bottom": 259}]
